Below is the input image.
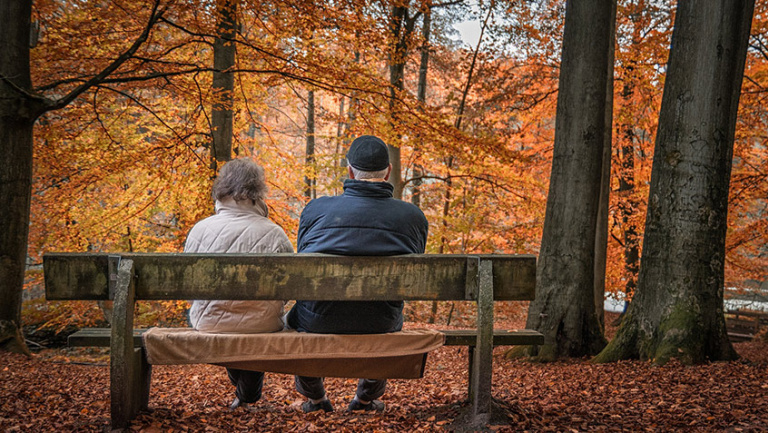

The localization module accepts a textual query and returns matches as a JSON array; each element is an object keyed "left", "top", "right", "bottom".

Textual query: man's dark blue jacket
[{"left": 286, "top": 179, "right": 429, "bottom": 334}]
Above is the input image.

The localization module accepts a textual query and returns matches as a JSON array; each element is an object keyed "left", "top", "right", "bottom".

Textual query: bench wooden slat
[
  {"left": 442, "top": 329, "right": 545, "bottom": 346},
  {"left": 67, "top": 328, "right": 545, "bottom": 348},
  {"left": 44, "top": 253, "right": 536, "bottom": 302},
  {"left": 68, "top": 328, "right": 147, "bottom": 347}
]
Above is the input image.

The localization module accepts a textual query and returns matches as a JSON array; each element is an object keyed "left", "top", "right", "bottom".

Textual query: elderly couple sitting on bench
[{"left": 186, "top": 135, "right": 428, "bottom": 413}]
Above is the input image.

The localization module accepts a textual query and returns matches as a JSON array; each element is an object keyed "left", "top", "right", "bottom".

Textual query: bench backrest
[{"left": 44, "top": 253, "right": 536, "bottom": 302}]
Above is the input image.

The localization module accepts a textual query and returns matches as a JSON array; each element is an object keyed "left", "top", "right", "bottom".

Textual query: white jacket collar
[{"left": 215, "top": 197, "right": 269, "bottom": 218}]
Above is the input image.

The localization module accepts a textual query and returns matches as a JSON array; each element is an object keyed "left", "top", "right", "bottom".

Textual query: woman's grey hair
[
  {"left": 349, "top": 163, "right": 389, "bottom": 180},
  {"left": 212, "top": 158, "right": 268, "bottom": 202}
]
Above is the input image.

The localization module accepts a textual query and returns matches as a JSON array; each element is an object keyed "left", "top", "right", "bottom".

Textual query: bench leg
[
  {"left": 467, "top": 345, "right": 475, "bottom": 399},
  {"left": 469, "top": 260, "right": 494, "bottom": 422},
  {"left": 110, "top": 258, "right": 144, "bottom": 430},
  {"left": 139, "top": 348, "right": 152, "bottom": 411}
]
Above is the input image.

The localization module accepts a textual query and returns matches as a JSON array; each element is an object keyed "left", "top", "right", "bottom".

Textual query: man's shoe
[
  {"left": 229, "top": 397, "right": 248, "bottom": 411},
  {"left": 347, "top": 399, "right": 385, "bottom": 412},
  {"left": 301, "top": 399, "right": 334, "bottom": 413}
]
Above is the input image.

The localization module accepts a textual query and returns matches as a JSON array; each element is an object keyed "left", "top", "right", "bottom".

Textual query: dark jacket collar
[{"left": 342, "top": 179, "right": 394, "bottom": 198}]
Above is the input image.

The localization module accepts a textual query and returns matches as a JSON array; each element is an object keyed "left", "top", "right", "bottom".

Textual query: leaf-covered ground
[{"left": 1, "top": 312, "right": 767, "bottom": 432}]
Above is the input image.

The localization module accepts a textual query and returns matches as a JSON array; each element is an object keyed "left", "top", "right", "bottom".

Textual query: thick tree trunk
[
  {"left": 524, "top": 0, "right": 614, "bottom": 359},
  {"left": 304, "top": 89, "right": 316, "bottom": 199},
  {"left": 595, "top": 0, "right": 753, "bottom": 365},
  {"left": 0, "top": 0, "right": 42, "bottom": 354},
  {"left": 211, "top": 0, "right": 237, "bottom": 162}
]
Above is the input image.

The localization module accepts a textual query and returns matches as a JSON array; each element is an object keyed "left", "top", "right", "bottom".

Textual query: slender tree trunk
[
  {"left": 335, "top": 97, "right": 345, "bottom": 168},
  {"left": 524, "top": 0, "right": 614, "bottom": 360},
  {"left": 334, "top": 97, "right": 345, "bottom": 195},
  {"left": 0, "top": 0, "right": 42, "bottom": 354},
  {"left": 305, "top": 89, "right": 316, "bottom": 199},
  {"left": 595, "top": 0, "right": 753, "bottom": 365},
  {"left": 388, "top": 5, "right": 408, "bottom": 199},
  {"left": 615, "top": 1, "right": 646, "bottom": 318},
  {"left": 412, "top": 7, "right": 431, "bottom": 209},
  {"left": 343, "top": 50, "right": 360, "bottom": 169},
  {"left": 618, "top": 105, "right": 639, "bottom": 309},
  {"left": 211, "top": 0, "right": 237, "bottom": 163},
  {"left": 594, "top": 0, "right": 617, "bottom": 332}
]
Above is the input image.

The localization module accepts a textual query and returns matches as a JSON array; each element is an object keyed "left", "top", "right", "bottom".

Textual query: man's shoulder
[
  {"left": 302, "top": 195, "right": 338, "bottom": 213},
  {"left": 389, "top": 199, "right": 428, "bottom": 220}
]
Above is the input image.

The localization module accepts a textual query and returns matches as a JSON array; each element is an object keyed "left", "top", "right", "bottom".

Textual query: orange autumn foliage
[{"left": 23, "top": 0, "right": 767, "bottom": 329}]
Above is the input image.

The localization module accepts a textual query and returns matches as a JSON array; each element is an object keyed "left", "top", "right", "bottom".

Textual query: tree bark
[
  {"left": 524, "top": 0, "right": 614, "bottom": 359},
  {"left": 211, "top": 0, "right": 237, "bottom": 163},
  {"left": 0, "top": 0, "right": 44, "bottom": 354},
  {"left": 595, "top": 0, "right": 753, "bottom": 365}
]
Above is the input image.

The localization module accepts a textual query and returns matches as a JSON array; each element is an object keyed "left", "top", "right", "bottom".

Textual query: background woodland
[{"left": 6, "top": 0, "right": 767, "bottom": 331}]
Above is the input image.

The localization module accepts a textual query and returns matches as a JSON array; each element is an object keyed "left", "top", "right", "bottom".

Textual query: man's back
[{"left": 287, "top": 178, "right": 428, "bottom": 334}]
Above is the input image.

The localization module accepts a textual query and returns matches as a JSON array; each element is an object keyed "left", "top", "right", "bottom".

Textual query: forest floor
[{"left": 1, "top": 309, "right": 767, "bottom": 432}]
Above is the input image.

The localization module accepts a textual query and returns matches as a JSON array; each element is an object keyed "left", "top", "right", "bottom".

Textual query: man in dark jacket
[{"left": 286, "top": 135, "right": 429, "bottom": 413}]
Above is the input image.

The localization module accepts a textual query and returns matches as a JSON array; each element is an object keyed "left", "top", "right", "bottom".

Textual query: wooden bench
[
  {"left": 726, "top": 309, "right": 768, "bottom": 341},
  {"left": 44, "top": 253, "right": 543, "bottom": 430}
]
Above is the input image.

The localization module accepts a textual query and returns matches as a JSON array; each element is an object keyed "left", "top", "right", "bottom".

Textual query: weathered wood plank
[
  {"left": 44, "top": 253, "right": 536, "bottom": 301},
  {"left": 68, "top": 328, "right": 146, "bottom": 347},
  {"left": 44, "top": 254, "right": 110, "bottom": 300},
  {"left": 471, "top": 260, "right": 494, "bottom": 420},
  {"left": 441, "top": 329, "right": 544, "bottom": 346}
]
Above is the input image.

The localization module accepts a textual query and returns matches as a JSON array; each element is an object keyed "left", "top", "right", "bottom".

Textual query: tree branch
[{"left": 45, "top": 0, "right": 166, "bottom": 112}]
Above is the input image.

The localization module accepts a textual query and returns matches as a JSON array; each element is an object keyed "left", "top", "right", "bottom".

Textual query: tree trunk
[
  {"left": 305, "top": 89, "right": 316, "bottom": 199},
  {"left": 618, "top": 103, "right": 639, "bottom": 311},
  {"left": 412, "top": 7, "right": 431, "bottom": 209},
  {"left": 594, "top": 0, "right": 617, "bottom": 331},
  {"left": 595, "top": 0, "right": 753, "bottom": 365},
  {"left": 1, "top": 1, "right": 162, "bottom": 355},
  {"left": 615, "top": 1, "right": 646, "bottom": 317},
  {"left": 211, "top": 0, "right": 237, "bottom": 163},
  {"left": 524, "top": 0, "right": 614, "bottom": 360},
  {"left": 387, "top": 5, "right": 408, "bottom": 199},
  {"left": 387, "top": 4, "right": 421, "bottom": 200},
  {"left": 0, "top": 0, "right": 42, "bottom": 354}
]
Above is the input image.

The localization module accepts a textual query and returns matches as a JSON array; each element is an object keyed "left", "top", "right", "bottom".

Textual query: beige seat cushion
[{"left": 143, "top": 328, "right": 445, "bottom": 379}]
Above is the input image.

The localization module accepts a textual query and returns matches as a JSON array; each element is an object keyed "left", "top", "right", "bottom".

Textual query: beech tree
[
  {"left": 523, "top": 0, "right": 615, "bottom": 359},
  {"left": 595, "top": 0, "right": 754, "bottom": 364},
  {"left": 0, "top": 0, "right": 168, "bottom": 351}
]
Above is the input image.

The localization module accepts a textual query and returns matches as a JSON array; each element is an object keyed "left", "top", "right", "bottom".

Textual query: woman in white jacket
[{"left": 186, "top": 158, "right": 293, "bottom": 411}]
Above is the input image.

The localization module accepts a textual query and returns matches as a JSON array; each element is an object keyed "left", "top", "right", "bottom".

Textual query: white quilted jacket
[{"left": 186, "top": 197, "right": 293, "bottom": 333}]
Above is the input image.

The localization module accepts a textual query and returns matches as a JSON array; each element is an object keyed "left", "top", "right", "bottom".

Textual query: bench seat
[{"left": 68, "top": 327, "right": 544, "bottom": 348}]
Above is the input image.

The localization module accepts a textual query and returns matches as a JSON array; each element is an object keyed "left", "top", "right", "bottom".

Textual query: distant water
[{"left": 604, "top": 291, "right": 768, "bottom": 313}]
